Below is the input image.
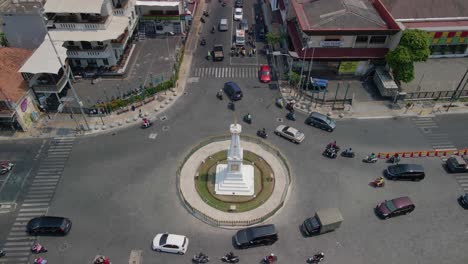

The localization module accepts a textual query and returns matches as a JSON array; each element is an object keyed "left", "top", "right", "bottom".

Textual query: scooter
[
  {"left": 200, "top": 38, "right": 206, "bottom": 46},
  {"left": 31, "top": 243, "right": 47, "bottom": 254},
  {"left": 243, "top": 114, "right": 252, "bottom": 124},
  {"left": 203, "top": 11, "right": 209, "bottom": 17},
  {"left": 0, "top": 249, "right": 5, "bottom": 257},
  {"left": 341, "top": 149, "right": 355, "bottom": 158},
  {"left": 216, "top": 91, "right": 223, "bottom": 100},
  {"left": 370, "top": 177, "right": 385, "bottom": 188},
  {"left": 192, "top": 252, "right": 209, "bottom": 263},
  {"left": 388, "top": 155, "right": 400, "bottom": 164},
  {"left": 286, "top": 111, "right": 296, "bottom": 121},
  {"left": 0, "top": 162, "right": 14, "bottom": 175},
  {"left": 257, "top": 129, "right": 268, "bottom": 139},
  {"left": 262, "top": 254, "right": 277, "bottom": 263},
  {"left": 141, "top": 120, "right": 152, "bottom": 129},
  {"left": 221, "top": 252, "right": 239, "bottom": 263},
  {"left": 34, "top": 257, "right": 48, "bottom": 264},
  {"left": 363, "top": 156, "right": 378, "bottom": 163},
  {"left": 323, "top": 148, "right": 337, "bottom": 159},
  {"left": 307, "top": 254, "right": 324, "bottom": 263}
]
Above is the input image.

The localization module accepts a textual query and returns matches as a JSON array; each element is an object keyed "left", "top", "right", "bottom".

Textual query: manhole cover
[
  {"left": 162, "top": 126, "right": 170, "bottom": 131},
  {"left": 256, "top": 98, "right": 264, "bottom": 102},
  {"left": 276, "top": 118, "right": 283, "bottom": 122},
  {"left": 58, "top": 242, "right": 70, "bottom": 252},
  {"left": 160, "top": 116, "right": 168, "bottom": 121}
]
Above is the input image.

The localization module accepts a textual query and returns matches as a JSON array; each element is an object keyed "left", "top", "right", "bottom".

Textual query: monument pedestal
[{"left": 215, "top": 164, "right": 254, "bottom": 196}]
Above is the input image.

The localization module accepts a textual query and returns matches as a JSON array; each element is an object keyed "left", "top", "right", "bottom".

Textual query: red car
[{"left": 258, "top": 65, "right": 271, "bottom": 83}]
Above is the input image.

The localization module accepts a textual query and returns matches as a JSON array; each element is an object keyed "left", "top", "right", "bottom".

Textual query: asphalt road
[{"left": 1, "top": 1, "right": 468, "bottom": 264}]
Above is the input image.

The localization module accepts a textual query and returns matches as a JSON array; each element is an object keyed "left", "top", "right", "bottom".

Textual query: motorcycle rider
[
  {"left": 314, "top": 252, "right": 325, "bottom": 261},
  {"left": 246, "top": 113, "right": 252, "bottom": 121},
  {"left": 375, "top": 176, "right": 385, "bottom": 186},
  {"left": 344, "top": 148, "right": 353, "bottom": 154},
  {"left": 368, "top": 152, "right": 376, "bottom": 161},
  {"left": 211, "top": 26, "right": 215, "bottom": 33}
]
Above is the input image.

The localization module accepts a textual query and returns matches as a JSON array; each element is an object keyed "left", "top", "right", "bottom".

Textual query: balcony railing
[
  {"left": 32, "top": 71, "right": 69, "bottom": 93},
  {"left": 66, "top": 45, "right": 112, "bottom": 58},
  {"left": 52, "top": 16, "right": 110, "bottom": 30}
]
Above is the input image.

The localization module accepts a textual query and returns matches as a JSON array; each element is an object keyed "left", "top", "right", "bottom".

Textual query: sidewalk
[
  {"left": 279, "top": 83, "right": 468, "bottom": 120},
  {"left": 0, "top": 1, "right": 206, "bottom": 140}
]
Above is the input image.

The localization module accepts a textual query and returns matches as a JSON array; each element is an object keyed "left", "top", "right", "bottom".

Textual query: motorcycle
[
  {"left": 243, "top": 114, "right": 252, "bottom": 124},
  {"left": 34, "top": 257, "right": 48, "bottom": 264},
  {"left": 228, "top": 101, "right": 235, "bottom": 111},
  {"left": 0, "top": 162, "right": 14, "bottom": 175},
  {"left": 257, "top": 129, "right": 268, "bottom": 139},
  {"left": 141, "top": 120, "right": 152, "bottom": 129},
  {"left": 0, "top": 249, "right": 5, "bottom": 257},
  {"left": 222, "top": 1, "right": 226, "bottom": 7},
  {"left": 323, "top": 148, "right": 337, "bottom": 159},
  {"left": 200, "top": 17, "right": 205, "bottom": 23},
  {"left": 370, "top": 177, "right": 385, "bottom": 188},
  {"left": 203, "top": 11, "right": 209, "bottom": 17},
  {"left": 221, "top": 252, "right": 239, "bottom": 263},
  {"left": 307, "top": 253, "right": 324, "bottom": 263},
  {"left": 388, "top": 155, "right": 400, "bottom": 164},
  {"left": 285, "top": 102, "right": 294, "bottom": 112},
  {"left": 200, "top": 38, "right": 206, "bottom": 46},
  {"left": 193, "top": 252, "right": 209, "bottom": 263},
  {"left": 275, "top": 97, "right": 284, "bottom": 108},
  {"left": 93, "top": 255, "right": 111, "bottom": 264},
  {"left": 326, "top": 143, "right": 340, "bottom": 152},
  {"left": 341, "top": 149, "right": 355, "bottom": 158},
  {"left": 31, "top": 243, "right": 47, "bottom": 254},
  {"left": 363, "top": 155, "right": 378, "bottom": 163},
  {"left": 262, "top": 254, "right": 277, "bottom": 264},
  {"left": 286, "top": 111, "right": 296, "bottom": 121},
  {"left": 216, "top": 91, "right": 223, "bottom": 100}
]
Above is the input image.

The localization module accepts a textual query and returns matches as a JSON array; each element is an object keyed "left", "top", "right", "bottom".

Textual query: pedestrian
[
  {"left": 131, "top": 105, "right": 136, "bottom": 111},
  {"left": 139, "top": 109, "right": 142, "bottom": 118}
]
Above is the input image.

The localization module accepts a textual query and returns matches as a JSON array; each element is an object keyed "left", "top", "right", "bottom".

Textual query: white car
[
  {"left": 234, "top": 8, "right": 243, "bottom": 21},
  {"left": 274, "top": 125, "right": 305, "bottom": 143},
  {"left": 152, "top": 233, "right": 189, "bottom": 254}
]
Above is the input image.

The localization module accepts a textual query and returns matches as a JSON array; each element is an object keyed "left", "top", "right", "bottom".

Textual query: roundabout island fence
[{"left": 176, "top": 134, "right": 292, "bottom": 227}]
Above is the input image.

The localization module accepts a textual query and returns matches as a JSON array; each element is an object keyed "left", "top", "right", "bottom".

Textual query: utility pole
[{"left": 446, "top": 69, "right": 468, "bottom": 112}]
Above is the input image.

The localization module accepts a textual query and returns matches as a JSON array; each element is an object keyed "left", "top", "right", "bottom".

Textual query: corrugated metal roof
[
  {"left": 19, "top": 35, "right": 66, "bottom": 74},
  {"left": 44, "top": 0, "right": 105, "bottom": 14}
]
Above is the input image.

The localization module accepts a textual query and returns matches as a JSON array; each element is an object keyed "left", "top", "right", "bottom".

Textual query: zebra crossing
[
  {"left": 0, "top": 137, "right": 75, "bottom": 264},
  {"left": 412, "top": 117, "right": 456, "bottom": 150},
  {"left": 455, "top": 174, "right": 468, "bottom": 193},
  {"left": 192, "top": 67, "right": 259, "bottom": 78}
]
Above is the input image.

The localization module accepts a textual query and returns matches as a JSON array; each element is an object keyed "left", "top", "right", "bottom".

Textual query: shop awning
[
  {"left": 44, "top": 0, "right": 105, "bottom": 14},
  {"left": 19, "top": 35, "right": 66, "bottom": 75},
  {"left": 48, "top": 16, "right": 129, "bottom": 42}
]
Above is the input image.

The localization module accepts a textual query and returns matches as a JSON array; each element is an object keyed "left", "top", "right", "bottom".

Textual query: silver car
[{"left": 274, "top": 125, "right": 305, "bottom": 143}]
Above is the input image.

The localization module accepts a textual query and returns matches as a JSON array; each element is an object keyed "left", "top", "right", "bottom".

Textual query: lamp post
[
  {"left": 297, "top": 47, "right": 307, "bottom": 97},
  {"left": 303, "top": 43, "right": 316, "bottom": 91},
  {"left": 39, "top": 7, "right": 90, "bottom": 131}
]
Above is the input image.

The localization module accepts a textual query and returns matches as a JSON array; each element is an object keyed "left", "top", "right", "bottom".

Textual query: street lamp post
[
  {"left": 39, "top": 8, "right": 90, "bottom": 131},
  {"left": 297, "top": 47, "right": 307, "bottom": 97}
]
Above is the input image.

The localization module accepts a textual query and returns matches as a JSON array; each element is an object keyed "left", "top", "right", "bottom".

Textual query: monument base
[{"left": 215, "top": 164, "right": 254, "bottom": 196}]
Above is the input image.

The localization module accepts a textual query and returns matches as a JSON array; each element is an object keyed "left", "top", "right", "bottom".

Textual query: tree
[
  {"left": 265, "top": 32, "right": 284, "bottom": 50},
  {"left": 288, "top": 72, "right": 301, "bottom": 88},
  {"left": 0, "top": 33, "right": 8, "bottom": 47},
  {"left": 385, "top": 29, "right": 430, "bottom": 83}
]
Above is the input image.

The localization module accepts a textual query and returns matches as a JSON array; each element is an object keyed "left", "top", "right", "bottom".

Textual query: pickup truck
[
  {"left": 213, "top": 45, "right": 224, "bottom": 61},
  {"left": 301, "top": 208, "right": 343, "bottom": 236}
]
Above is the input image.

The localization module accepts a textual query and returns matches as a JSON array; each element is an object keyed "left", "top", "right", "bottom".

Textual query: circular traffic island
[
  {"left": 195, "top": 150, "right": 274, "bottom": 212},
  {"left": 178, "top": 135, "right": 291, "bottom": 227}
]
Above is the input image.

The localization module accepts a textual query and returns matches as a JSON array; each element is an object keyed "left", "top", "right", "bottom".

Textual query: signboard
[{"left": 320, "top": 41, "right": 343, "bottom": 47}]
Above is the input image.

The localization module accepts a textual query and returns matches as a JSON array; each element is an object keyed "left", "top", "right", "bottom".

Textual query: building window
[
  {"left": 356, "top": 36, "right": 368, "bottom": 43},
  {"left": 97, "top": 41, "right": 104, "bottom": 46},
  {"left": 75, "top": 60, "right": 81, "bottom": 66},
  {"left": 370, "top": 36, "right": 387, "bottom": 44},
  {"left": 103, "top": 58, "right": 109, "bottom": 65},
  {"left": 156, "top": 25, "right": 163, "bottom": 31},
  {"left": 87, "top": 59, "right": 97, "bottom": 66}
]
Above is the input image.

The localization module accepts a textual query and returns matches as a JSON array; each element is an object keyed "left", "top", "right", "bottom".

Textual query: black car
[
  {"left": 235, "top": 0, "right": 243, "bottom": 7},
  {"left": 386, "top": 164, "right": 425, "bottom": 181},
  {"left": 305, "top": 112, "right": 336, "bottom": 132},
  {"left": 233, "top": 224, "right": 278, "bottom": 249},
  {"left": 459, "top": 194, "right": 468, "bottom": 209},
  {"left": 26, "top": 216, "right": 72, "bottom": 236},
  {"left": 224, "top": 82, "right": 243, "bottom": 101}
]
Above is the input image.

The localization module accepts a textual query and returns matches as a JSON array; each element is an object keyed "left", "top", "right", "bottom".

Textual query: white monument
[{"left": 215, "top": 124, "right": 254, "bottom": 196}]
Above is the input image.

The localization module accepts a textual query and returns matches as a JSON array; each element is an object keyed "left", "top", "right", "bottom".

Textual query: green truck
[{"left": 301, "top": 208, "right": 343, "bottom": 236}]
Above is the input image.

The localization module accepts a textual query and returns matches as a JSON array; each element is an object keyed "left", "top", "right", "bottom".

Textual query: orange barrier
[{"left": 377, "top": 149, "right": 468, "bottom": 159}]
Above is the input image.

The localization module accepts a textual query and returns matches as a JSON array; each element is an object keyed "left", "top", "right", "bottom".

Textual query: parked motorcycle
[
  {"left": 221, "top": 252, "right": 239, "bottom": 263},
  {"left": 341, "top": 149, "right": 355, "bottom": 158},
  {"left": 307, "top": 252, "right": 325, "bottom": 263},
  {"left": 31, "top": 243, "right": 47, "bottom": 254},
  {"left": 193, "top": 252, "right": 209, "bottom": 263},
  {"left": 257, "top": 129, "right": 268, "bottom": 139}
]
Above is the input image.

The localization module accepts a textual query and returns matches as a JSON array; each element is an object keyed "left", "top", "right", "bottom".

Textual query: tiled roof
[
  {"left": 381, "top": 0, "right": 468, "bottom": 19},
  {"left": 0, "top": 47, "right": 32, "bottom": 103},
  {"left": 287, "top": 21, "right": 388, "bottom": 59}
]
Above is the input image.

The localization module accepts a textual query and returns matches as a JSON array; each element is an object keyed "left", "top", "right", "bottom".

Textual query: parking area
[{"left": 73, "top": 37, "right": 182, "bottom": 107}]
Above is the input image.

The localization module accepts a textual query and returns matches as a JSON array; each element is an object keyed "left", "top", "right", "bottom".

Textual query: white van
[
  {"left": 235, "top": 29, "right": 245, "bottom": 46},
  {"left": 219, "top": 18, "right": 228, "bottom": 31}
]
